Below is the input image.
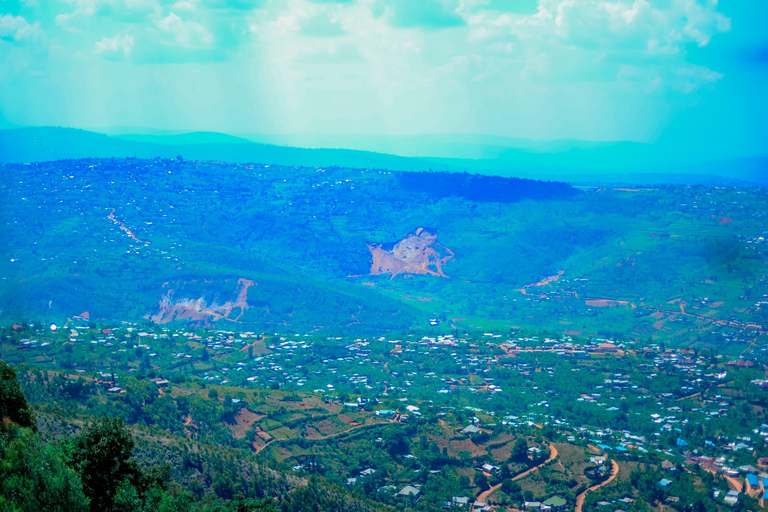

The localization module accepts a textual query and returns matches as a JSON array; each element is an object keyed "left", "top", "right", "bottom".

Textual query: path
[
  {"left": 574, "top": 459, "right": 619, "bottom": 512},
  {"left": 108, "top": 208, "right": 148, "bottom": 244},
  {"left": 476, "top": 443, "right": 559, "bottom": 504},
  {"left": 253, "top": 418, "right": 397, "bottom": 457}
]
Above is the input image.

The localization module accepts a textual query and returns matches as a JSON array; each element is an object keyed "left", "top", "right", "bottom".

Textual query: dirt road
[
  {"left": 476, "top": 443, "right": 559, "bottom": 504},
  {"left": 575, "top": 459, "right": 619, "bottom": 512}
]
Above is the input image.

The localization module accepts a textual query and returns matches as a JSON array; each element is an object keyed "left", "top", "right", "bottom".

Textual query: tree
[
  {"left": 475, "top": 472, "right": 488, "bottom": 491},
  {"left": 0, "top": 360, "right": 37, "bottom": 431},
  {"left": 66, "top": 417, "right": 141, "bottom": 512},
  {"left": 510, "top": 438, "right": 529, "bottom": 465},
  {"left": 0, "top": 428, "right": 90, "bottom": 512},
  {"left": 0, "top": 362, "right": 88, "bottom": 511}
]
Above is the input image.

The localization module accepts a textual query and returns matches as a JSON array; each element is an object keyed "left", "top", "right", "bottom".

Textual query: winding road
[
  {"left": 574, "top": 459, "right": 619, "bottom": 512},
  {"left": 476, "top": 442, "right": 559, "bottom": 504}
]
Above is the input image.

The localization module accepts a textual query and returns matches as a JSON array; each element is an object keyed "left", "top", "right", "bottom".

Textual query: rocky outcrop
[{"left": 368, "top": 228, "right": 454, "bottom": 279}]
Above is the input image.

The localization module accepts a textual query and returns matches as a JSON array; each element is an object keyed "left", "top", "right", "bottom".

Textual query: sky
[{"left": 0, "top": 0, "right": 766, "bottom": 156}]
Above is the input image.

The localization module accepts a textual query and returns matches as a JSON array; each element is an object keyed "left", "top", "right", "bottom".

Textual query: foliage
[{"left": 0, "top": 360, "right": 37, "bottom": 431}]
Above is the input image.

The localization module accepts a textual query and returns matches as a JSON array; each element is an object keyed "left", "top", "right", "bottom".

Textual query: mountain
[
  {"left": 1, "top": 127, "right": 766, "bottom": 185},
  {"left": 0, "top": 127, "right": 455, "bottom": 174},
  {"left": 115, "top": 131, "right": 254, "bottom": 146}
]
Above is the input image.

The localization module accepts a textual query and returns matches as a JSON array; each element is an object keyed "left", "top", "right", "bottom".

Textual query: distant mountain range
[{"left": 1, "top": 126, "right": 766, "bottom": 185}]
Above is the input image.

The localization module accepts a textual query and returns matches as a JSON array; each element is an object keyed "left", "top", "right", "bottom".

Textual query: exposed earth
[
  {"left": 149, "top": 278, "right": 254, "bottom": 324},
  {"left": 368, "top": 227, "right": 454, "bottom": 279}
]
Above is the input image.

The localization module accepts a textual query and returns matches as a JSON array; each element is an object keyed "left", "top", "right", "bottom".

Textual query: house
[
  {"left": 662, "top": 460, "right": 675, "bottom": 471},
  {"left": 659, "top": 478, "right": 672, "bottom": 487},
  {"left": 746, "top": 474, "right": 759, "bottom": 490},
  {"left": 481, "top": 463, "right": 498, "bottom": 473},
  {"left": 461, "top": 425, "right": 481, "bottom": 435},
  {"left": 442, "top": 496, "right": 470, "bottom": 509},
  {"left": 473, "top": 501, "right": 491, "bottom": 511},
  {"left": 360, "top": 468, "right": 376, "bottom": 477},
  {"left": 739, "top": 464, "right": 759, "bottom": 474},
  {"left": 397, "top": 485, "right": 421, "bottom": 500},
  {"left": 346, "top": 478, "right": 357, "bottom": 485},
  {"left": 724, "top": 490, "right": 739, "bottom": 506},
  {"left": 150, "top": 378, "right": 169, "bottom": 387},
  {"left": 542, "top": 496, "right": 566, "bottom": 511},
  {"left": 523, "top": 502, "right": 541, "bottom": 510}
]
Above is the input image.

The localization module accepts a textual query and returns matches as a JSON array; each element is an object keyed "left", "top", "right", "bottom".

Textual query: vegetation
[{"left": 1, "top": 158, "right": 767, "bottom": 341}]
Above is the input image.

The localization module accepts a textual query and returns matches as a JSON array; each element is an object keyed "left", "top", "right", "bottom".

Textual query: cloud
[
  {"left": 466, "top": 0, "right": 730, "bottom": 50},
  {"left": 461, "top": 0, "right": 730, "bottom": 92},
  {"left": 300, "top": 13, "right": 346, "bottom": 37},
  {"left": 55, "top": 0, "right": 162, "bottom": 28},
  {"left": 376, "top": 0, "right": 465, "bottom": 30},
  {"left": 156, "top": 12, "right": 214, "bottom": 47},
  {"left": 0, "top": 14, "right": 43, "bottom": 42},
  {"left": 618, "top": 62, "right": 722, "bottom": 94},
  {"left": 201, "top": 0, "right": 266, "bottom": 9},
  {"left": 94, "top": 33, "right": 135, "bottom": 57}
]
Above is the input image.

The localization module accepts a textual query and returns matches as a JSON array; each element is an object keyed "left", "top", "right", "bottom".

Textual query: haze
[{"left": 1, "top": 0, "right": 767, "bottom": 160}]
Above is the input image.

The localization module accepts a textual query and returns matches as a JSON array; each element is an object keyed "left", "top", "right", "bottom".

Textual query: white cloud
[
  {"left": 94, "top": 33, "right": 135, "bottom": 57},
  {"left": 156, "top": 12, "right": 214, "bottom": 47},
  {"left": 0, "top": 14, "right": 44, "bottom": 42},
  {"left": 459, "top": 0, "right": 730, "bottom": 92},
  {"left": 55, "top": 0, "right": 162, "bottom": 29},
  {"left": 466, "top": 0, "right": 730, "bottom": 50},
  {"left": 171, "top": 0, "right": 199, "bottom": 12}
]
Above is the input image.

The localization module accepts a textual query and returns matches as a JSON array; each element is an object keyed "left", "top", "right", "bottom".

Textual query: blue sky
[{"left": 0, "top": 0, "right": 765, "bottom": 155}]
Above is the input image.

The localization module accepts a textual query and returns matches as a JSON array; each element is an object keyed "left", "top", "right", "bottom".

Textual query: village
[{"left": 5, "top": 320, "right": 768, "bottom": 511}]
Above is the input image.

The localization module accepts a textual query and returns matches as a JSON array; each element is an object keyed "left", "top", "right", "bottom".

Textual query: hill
[
  {"left": 1, "top": 154, "right": 767, "bottom": 342},
  {"left": 1, "top": 127, "right": 766, "bottom": 185}
]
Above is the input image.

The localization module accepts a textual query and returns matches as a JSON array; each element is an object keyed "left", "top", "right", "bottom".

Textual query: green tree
[
  {"left": 0, "top": 361, "right": 37, "bottom": 431},
  {"left": 65, "top": 417, "right": 141, "bottom": 512},
  {"left": 510, "top": 438, "right": 529, "bottom": 465},
  {"left": 475, "top": 472, "right": 488, "bottom": 491},
  {"left": 0, "top": 428, "right": 87, "bottom": 512},
  {"left": 0, "top": 361, "right": 88, "bottom": 511}
]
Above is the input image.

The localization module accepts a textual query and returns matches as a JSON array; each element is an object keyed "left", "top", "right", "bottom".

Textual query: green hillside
[{"left": 1, "top": 155, "right": 767, "bottom": 342}]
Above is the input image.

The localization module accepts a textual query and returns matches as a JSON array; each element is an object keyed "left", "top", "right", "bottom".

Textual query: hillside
[{"left": 1, "top": 155, "right": 767, "bottom": 342}]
